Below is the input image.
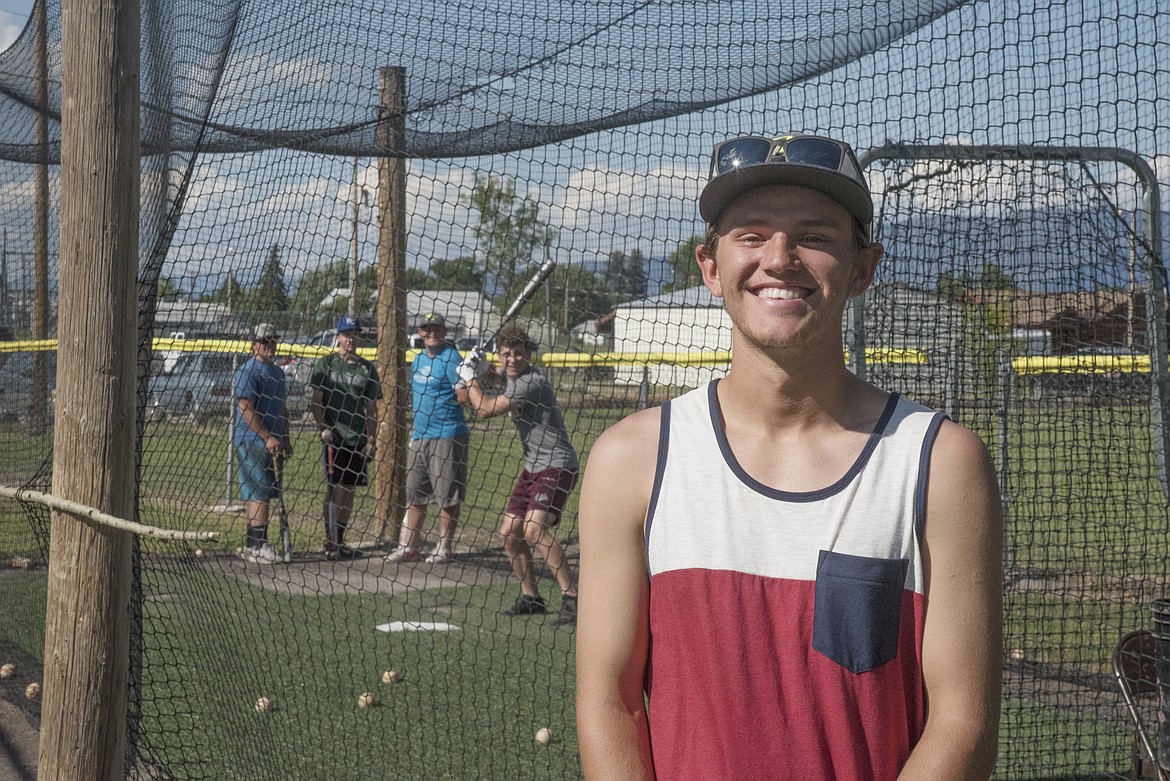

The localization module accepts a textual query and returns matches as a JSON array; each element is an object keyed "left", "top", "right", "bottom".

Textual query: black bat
[
  {"left": 323, "top": 442, "right": 339, "bottom": 557},
  {"left": 275, "top": 458, "right": 292, "bottom": 563},
  {"left": 477, "top": 258, "right": 557, "bottom": 352}
]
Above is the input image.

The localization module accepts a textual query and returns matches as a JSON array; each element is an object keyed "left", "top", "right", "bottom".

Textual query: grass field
[{"left": 1, "top": 394, "right": 1165, "bottom": 779}]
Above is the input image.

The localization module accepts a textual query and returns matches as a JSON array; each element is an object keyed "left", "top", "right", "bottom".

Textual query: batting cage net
[{"left": 0, "top": 0, "right": 1168, "bottom": 778}]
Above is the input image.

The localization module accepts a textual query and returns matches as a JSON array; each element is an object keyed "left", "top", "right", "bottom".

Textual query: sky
[
  {"left": 0, "top": 0, "right": 1167, "bottom": 305},
  {"left": 0, "top": 1, "right": 27, "bottom": 50}
]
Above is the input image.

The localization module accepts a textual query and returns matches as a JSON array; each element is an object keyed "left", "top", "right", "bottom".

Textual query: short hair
[{"left": 495, "top": 325, "right": 537, "bottom": 352}]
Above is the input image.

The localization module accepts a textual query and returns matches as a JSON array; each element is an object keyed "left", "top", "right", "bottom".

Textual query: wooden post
[
  {"left": 39, "top": 0, "right": 140, "bottom": 778},
  {"left": 374, "top": 67, "right": 407, "bottom": 541}
]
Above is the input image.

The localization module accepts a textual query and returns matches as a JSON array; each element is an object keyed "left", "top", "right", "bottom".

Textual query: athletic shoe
[
  {"left": 554, "top": 595, "right": 577, "bottom": 627},
  {"left": 323, "top": 541, "right": 362, "bottom": 561},
  {"left": 384, "top": 546, "right": 422, "bottom": 563},
  {"left": 242, "top": 543, "right": 278, "bottom": 565},
  {"left": 503, "top": 594, "right": 547, "bottom": 617},
  {"left": 425, "top": 547, "right": 455, "bottom": 564}
]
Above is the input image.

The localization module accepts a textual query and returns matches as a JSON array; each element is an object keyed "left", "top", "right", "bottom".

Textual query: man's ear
[
  {"left": 849, "top": 242, "right": 883, "bottom": 297},
  {"left": 696, "top": 242, "right": 723, "bottom": 298}
]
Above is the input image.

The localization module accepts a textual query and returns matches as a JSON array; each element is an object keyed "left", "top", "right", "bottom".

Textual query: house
[{"left": 612, "top": 286, "right": 731, "bottom": 388}]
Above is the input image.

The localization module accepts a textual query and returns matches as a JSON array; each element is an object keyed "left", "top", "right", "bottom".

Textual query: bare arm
[
  {"left": 576, "top": 408, "right": 661, "bottom": 781},
  {"left": 465, "top": 377, "right": 512, "bottom": 419},
  {"left": 237, "top": 397, "right": 284, "bottom": 456},
  {"left": 898, "top": 420, "right": 1003, "bottom": 780}
]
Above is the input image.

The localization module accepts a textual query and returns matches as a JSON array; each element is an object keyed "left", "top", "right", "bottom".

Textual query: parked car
[{"left": 147, "top": 352, "right": 308, "bottom": 425}]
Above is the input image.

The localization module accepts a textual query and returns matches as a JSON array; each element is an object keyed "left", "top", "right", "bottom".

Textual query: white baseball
[
  {"left": 25, "top": 682, "right": 41, "bottom": 700},
  {"left": 381, "top": 670, "right": 401, "bottom": 685},
  {"left": 0, "top": 663, "right": 15, "bottom": 678},
  {"left": 1009, "top": 648, "right": 1025, "bottom": 661},
  {"left": 535, "top": 727, "right": 552, "bottom": 745},
  {"left": 194, "top": 548, "right": 204, "bottom": 558},
  {"left": 255, "top": 696, "right": 273, "bottom": 713},
  {"left": 357, "top": 692, "right": 376, "bottom": 709}
]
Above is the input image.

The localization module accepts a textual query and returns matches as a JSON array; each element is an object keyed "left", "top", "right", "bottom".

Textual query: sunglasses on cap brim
[{"left": 709, "top": 134, "right": 864, "bottom": 181}]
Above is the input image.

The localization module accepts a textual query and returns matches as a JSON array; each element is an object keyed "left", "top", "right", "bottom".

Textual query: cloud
[{"left": 0, "top": 14, "right": 26, "bottom": 53}]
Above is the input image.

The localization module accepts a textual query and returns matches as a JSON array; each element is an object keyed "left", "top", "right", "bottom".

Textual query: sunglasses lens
[
  {"left": 783, "top": 138, "right": 844, "bottom": 170},
  {"left": 714, "top": 138, "right": 774, "bottom": 175}
]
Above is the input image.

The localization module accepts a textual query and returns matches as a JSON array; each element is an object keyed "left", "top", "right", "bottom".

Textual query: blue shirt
[
  {"left": 233, "top": 357, "right": 288, "bottom": 447},
  {"left": 410, "top": 345, "right": 468, "bottom": 440}
]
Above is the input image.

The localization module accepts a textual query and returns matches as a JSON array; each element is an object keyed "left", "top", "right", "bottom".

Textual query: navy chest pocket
[{"left": 812, "top": 550, "right": 909, "bottom": 674}]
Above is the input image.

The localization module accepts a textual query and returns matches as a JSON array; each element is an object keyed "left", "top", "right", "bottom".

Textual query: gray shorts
[{"left": 405, "top": 433, "right": 468, "bottom": 508}]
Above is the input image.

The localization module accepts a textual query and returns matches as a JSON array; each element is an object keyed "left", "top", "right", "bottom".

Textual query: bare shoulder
[
  {"left": 580, "top": 406, "right": 663, "bottom": 529},
  {"left": 930, "top": 418, "right": 996, "bottom": 484},
  {"left": 588, "top": 405, "right": 662, "bottom": 464},
  {"left": 925, "top": 417, "right": 1002, "bottom": 539}
]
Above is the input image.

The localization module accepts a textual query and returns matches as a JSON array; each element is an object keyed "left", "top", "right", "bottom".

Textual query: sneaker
[
  {"left": 554, "top": 595, "right": 577, "bottom": 627},
  {"left": 503, "top": 594, "right": 547, "bottom": 617},
  {"left": 336, "top": 544, "right": 363, "bottom": 560},
  {"left": 242, "top": 543, "right": 278, "bottom": 565},
  {"left": 384, "top": 546, "right": 422, "bottom": 563},
  {"left": 425, "top": 547, "right": 455, "bottom": 564}
]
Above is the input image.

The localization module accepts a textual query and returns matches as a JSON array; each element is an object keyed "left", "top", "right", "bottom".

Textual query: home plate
[{"left": 376, "top": 621, "right": 459, "bottom": 633}]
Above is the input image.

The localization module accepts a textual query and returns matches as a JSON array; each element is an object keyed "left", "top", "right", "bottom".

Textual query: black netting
[{"left": 0, "top": 0, "right": 1168, "bottom": 778}]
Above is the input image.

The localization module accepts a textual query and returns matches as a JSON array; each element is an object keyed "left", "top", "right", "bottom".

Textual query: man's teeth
[{"left": 756, "top": 287, "right": 804, "bottom": 300}]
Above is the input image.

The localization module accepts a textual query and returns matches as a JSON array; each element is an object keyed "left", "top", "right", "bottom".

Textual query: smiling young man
[
  {"left": 575, "top": 134, "right": 1003, "bottom": 780},
  {"left": 463, "top": 326, "right": 579, "bottom": 625}
]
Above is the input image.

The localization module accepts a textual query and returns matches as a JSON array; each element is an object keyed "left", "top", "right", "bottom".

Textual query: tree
[
  {"left": 661, "top": 235, "right": 703, "bottom": 294},
  {"left": 202, "top": 273, "right": 243, "bottom": 307},
  {"left": 156, "top": 275, "right": 180, "bottom": 302},
  {"left": 604, "top": 249, "right": 648, "bottom": 301},
  {"left": 462, "top": 174, "right": 556, "bottom": 304},
  {"left": 290, "top": 261, "right": 348, "bottom": 331},
  {"left": 550, "top": 262, "right": 610, "bottom": 333},
  {"left": 252, "top": 244, "right": 290, "bottom": 324},
  {"left": 426, "top": 256, "right": 484, "bottom": 291}
]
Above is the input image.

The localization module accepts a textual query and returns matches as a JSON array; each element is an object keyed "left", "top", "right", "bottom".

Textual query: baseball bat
[
  {"left": 324, "top": 443, "right": 339, "bottom": 555},
  {"left": 477, "top": 258, "right": 557, "bottom": 351},
  {"left": 275, "top": 457, "right": 292, "bottom": 563}
]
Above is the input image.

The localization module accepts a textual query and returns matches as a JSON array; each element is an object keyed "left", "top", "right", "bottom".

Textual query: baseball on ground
[
  {"left": 535, "top": 727, "right": 552, "bottom": 745},
  {"left": 195, "top": 548, "right": 204, "bottom": 558},
  {"left": 0, "top": 663, "right": 15, "bottom": 678},
  {"left": 25, "top": 682, "right": 41, "bottom": 700},
  {"left": 357, "top": 692, "right": 376, "bottom": 709},
  {"left": 255, "top": 696, "right": 273, "bottom": 713},
  {"left": 381, "top": 669, "right": 401, "bottom": 684}
]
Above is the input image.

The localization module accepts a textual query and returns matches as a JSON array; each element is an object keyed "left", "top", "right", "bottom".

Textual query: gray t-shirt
[{"left": 503, "top": 368, "right": 578, "bottom": 472}]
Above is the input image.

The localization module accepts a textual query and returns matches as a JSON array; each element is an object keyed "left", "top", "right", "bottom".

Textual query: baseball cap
[
  {"left": 415, "top": 312, "right": 446, "bottom": 329},
  {"left": 252, "top": 323, "right": 279, "bottom": 341},
  {"left": 335, "top": 315, "right": 361, "bottom": 333},
  {"left": 698, "top": 133, "right": 873, "bottom": 239}
]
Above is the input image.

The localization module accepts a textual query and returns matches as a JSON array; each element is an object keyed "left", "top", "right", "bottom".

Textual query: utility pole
[
  {"left": 374, "top": 67, "right": 407, "bottom": 541},
  {"left": 41, "top": 0, "right": 139, "bottom": 779},
  {"left": 31, "top": 0, "right": 51, "bottom": 435},
  {"left": 349, "top": 157, "right": 360, "bottom": 317}
]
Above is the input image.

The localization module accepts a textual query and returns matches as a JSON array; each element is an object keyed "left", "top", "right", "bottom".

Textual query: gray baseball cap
[
  {"left": 699, "top": 133, "right": 873, "bottom": 239},
  {"left": 252, "top": 323, "right": 279, "bottom": 341}
]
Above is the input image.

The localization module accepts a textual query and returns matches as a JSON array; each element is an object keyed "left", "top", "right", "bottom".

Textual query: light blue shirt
[{"left": 410, "top": 345, "right": 468, "bottom": 440}]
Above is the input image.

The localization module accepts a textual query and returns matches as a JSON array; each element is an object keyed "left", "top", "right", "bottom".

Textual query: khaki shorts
[{"left": 405, "top": 433, "right": 468, "bottom": 508}]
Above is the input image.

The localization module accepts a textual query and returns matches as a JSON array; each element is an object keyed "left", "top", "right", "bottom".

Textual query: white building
[{"left": 612, "top": 286, "right": 731, "bottom": 389}]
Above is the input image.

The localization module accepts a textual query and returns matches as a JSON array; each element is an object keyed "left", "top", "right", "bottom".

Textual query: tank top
[{"left": 645, "top": 380, "right": 945, "bottom": 781}]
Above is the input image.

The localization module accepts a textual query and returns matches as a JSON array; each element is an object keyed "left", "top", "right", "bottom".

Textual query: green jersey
[{"left": 310, "top": 352, "right": 382, "bottom": 446}]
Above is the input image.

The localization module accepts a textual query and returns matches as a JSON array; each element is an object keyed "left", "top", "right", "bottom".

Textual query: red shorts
[{"left": 504, "top": 467, "right": 578, "bottom": 525}]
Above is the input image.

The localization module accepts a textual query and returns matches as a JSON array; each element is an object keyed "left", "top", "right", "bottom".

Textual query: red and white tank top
[{"left": 644, "top": 380, "right": 945, "bottom": 781}]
